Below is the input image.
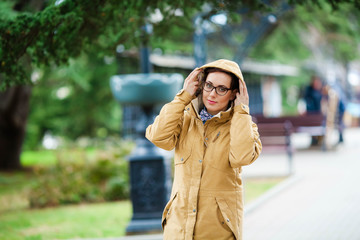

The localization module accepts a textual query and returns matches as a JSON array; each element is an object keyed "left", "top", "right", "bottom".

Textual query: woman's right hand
[{"left": 183, "top": 68, "right": 202, "bottom": 96}]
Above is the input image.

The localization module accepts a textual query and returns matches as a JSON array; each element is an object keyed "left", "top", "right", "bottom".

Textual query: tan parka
[{"left": 146, "top": 59, "right": 262, "bottom": 240}]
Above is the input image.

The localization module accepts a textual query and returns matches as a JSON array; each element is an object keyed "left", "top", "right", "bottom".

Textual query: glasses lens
[
  {"left": 204, "top": 82, "right": 213, "bottom": 91},
  {"left": 203, "top": 82, "right": 229, "bottom": 96},
  {"left": 216, "top": 87, "right": 228, "bottom": 96}
]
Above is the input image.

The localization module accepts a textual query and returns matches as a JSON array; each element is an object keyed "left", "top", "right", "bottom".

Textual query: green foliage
[
  {"left": 0, "top": 0, "right": 198, "bottom": 89},
  {"left": 28, "top": 142, "right": 133, "bottom": 208},
  {"left": 295, "top": 2, "right": 360, "bottom": 62},
  {"left": 260, "top": 1, "right": 358, "bottom": 65},
  {"left": 0, "top": 0, "right": 144, "bottom": 89},
  {"left": 249, "top": 15, "right": 311, "bottom": 63},
  {"left": 249, "top": 1, "right": 360, "bottom": 64},
  {"left": 151, "top": 22, "right": 194, "bottom": 55},
  {"left": 24, "top": 52, "right": 121, "bottom": 150},
  {"left": 2, "top": 0, "right": 357, "bottom": 90},
  {"left": 104, "top": 176, "right": 129, "bottom": 201},
  {"left": 289, "top": 0, "right": 360, "bottom": 11},
  {"left": 0, "top": 1, "right": 17, "bottom": 19}
]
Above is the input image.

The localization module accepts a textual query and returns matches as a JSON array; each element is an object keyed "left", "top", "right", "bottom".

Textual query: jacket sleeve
[
  {"left": 229, "top": 104, "right": 262, "bottom": 168},
  {"left": 146, "top": 89, "right": 193, "bottom": 151}
]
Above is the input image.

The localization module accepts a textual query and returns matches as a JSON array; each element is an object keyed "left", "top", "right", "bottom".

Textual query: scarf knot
[{"left": 200, "top": 108, "right": 213, "bottom": 124}]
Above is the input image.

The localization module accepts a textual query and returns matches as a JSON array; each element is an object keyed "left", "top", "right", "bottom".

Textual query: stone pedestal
[{"left": 126, "top": 139, "right": 172, "bottom": 234}]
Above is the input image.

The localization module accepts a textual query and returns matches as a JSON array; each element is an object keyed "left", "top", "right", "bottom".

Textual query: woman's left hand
[{"left": 234, "top": 79, "right": 249, "bottom": 106}]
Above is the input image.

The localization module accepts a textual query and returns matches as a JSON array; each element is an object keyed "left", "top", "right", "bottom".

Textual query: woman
[{"left": 146, "top": 59, "right": 262, "bottom": 240}]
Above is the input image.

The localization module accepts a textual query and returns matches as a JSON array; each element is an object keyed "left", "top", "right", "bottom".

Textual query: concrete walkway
[
  {"left": 242, "top": 127, "right": 360, "bottom": 240},
  {"left": 80, "top": 128, "right": 360, "bottom": 240}
]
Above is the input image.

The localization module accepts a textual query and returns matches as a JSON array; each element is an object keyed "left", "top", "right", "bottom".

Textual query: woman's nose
[{"left": 209, "top": 88, "right": 217, "bottom": 96}]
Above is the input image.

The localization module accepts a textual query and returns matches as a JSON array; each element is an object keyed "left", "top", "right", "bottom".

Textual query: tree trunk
[{"left": 0, "top": 86, "right": 32, "bottom": 170}]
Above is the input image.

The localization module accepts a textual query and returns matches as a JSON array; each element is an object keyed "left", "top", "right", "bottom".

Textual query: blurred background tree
[
  {"left": 25, "top": 52, "right": 121, "bottom": 150},
  {"left": 1, "top": 0, "right": 360, "bottom": 170}
]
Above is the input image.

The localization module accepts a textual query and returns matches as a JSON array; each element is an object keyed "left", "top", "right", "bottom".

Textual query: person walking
[{"left": 146, "top": 59, "right": 262, "bottom": 240}]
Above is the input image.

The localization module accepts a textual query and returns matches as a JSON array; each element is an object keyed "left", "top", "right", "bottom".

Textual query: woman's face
[{"left": 202, "top": 71, "right": 236, "bottom": 115}]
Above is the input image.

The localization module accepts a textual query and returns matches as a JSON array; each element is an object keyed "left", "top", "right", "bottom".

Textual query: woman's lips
[{"left": 207, "top": 99, "right": 217, "bottom": 105}]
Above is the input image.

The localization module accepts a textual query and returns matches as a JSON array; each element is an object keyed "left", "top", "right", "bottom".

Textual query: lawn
[
  {"left": 21, "top": 150, "right": 58, "bottom": 167},
  {"left": 0, "top": 171, "right": 132, "bottom": 240},
  {"left": 0, "top": 199, "right": 132, "bottom": 240},
  {"left": 243, "top": 177, "right": 286, "bottom": 204},
  {"left": 0, "top": 150, "right": 285, "bottom": 239},
  {"left": 20, "top": 149, "right": 98, "bottom": 167}
]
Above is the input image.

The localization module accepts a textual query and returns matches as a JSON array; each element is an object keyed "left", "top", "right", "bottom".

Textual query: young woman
[{"left": 146, "top": 59, "right": 262, "bottom": 240}]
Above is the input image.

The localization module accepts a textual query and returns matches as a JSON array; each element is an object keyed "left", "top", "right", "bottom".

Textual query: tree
[
  {"left": 1, "top": 0, "right": 359, "bottom": 170},
  {"left": 248, "top": 1, "right": 360, "bottom": 108},
  {"left": 2, "top": 0, "right": 358, "bottom": 88},
  {"left": 0, "top": 0, "right": 206, "bottom": 170},
  {"left": 25, "top": 52, "right": 122, "bottom": 150}
]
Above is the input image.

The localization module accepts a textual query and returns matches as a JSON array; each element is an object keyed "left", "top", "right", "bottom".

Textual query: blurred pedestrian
[
  {"left": 337, "top": 97, "right": 346, "bottom": 143},
  {"left": 146, "top": 59, "right": 262, "bottom": 240},
  {"left": 304, "top": 75, "right": 323, "bottom": 114},
  {"left": 304, "top": 75, "right": 324, "bottom": 146},
  {"left": 332, "top": 81, "right": 347, "bottom": 143},
  {"left": 322, "top": 83, "right": 347, "bottom": 144}
]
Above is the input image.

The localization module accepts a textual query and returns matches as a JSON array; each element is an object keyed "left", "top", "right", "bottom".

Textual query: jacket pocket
[
  {"left": 174, "top": 148, "right": 192, "bottom": 165},
  {"left": 215, "top": 197, "right": 239, "bottom": 239},
  {"left": 162, "top": 192, "right": 178, "bottom": 229}
]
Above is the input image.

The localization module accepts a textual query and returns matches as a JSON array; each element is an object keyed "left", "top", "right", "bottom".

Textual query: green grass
[
  {"left": 0, "top": 201, "right": 132, "bottom": 240},
  {"left": 0, "top": 172, "right": 36, "bottom": 213},
  {"left": 244, "top": 177, "right": 285, "bottom": 204},
  {"left": 1, "top": 151, "right": 284, "bottom": 239},
  {"left": 20, "top": 149, "right": 99, "bottom": 167},
  {"left": 0, "top": 171, "right": 132, "bottom": 240},
  {"left": 21, "top": 150, "right": 57, "bottom": 166}
]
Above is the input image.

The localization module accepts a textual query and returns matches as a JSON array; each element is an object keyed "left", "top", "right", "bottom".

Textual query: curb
[{"left": 244, "top": 174, "right": 301, "bottom": 215}]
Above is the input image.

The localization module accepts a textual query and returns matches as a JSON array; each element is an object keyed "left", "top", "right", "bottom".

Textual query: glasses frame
[{"left": 203, "top": 81, "right": 231, "bottom": 96}]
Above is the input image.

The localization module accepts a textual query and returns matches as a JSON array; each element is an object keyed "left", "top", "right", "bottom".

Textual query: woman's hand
[
  {"left": 234, "top": 79, "right": 249, "bottom": 106},
  {"left": 183, "top": 68, "right": 202, "bottom": 96}
]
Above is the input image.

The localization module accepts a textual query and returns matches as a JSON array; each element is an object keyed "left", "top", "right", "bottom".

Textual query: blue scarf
[{"left": 200, "top": 108, "right": 213, "bottom": 124}]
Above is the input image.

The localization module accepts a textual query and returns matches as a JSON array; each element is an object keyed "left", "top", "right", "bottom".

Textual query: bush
[
  {"left": 104, "top": 176, "right": 129, "bottom": 201},
  {"left": 29, "top": 141, "right": 133, "bottom": 208}
]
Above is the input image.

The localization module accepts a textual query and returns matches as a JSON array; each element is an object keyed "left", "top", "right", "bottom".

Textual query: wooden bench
[
  {"left": 254, "top": 114, "right": 325, "bottom": 135},
  {"left": 254, "top": 113, "right": 327, "bottom": 149},
  {"left": 254, "top": 119, "right": 294, "bottom": 174}
]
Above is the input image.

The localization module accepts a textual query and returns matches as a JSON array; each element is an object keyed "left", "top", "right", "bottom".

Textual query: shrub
[
  {"left": 104, "top": 176, "right": 129, "bottom": 201},
  {"left": 29, "top": 141, "right": 133, "bottom": 208}
]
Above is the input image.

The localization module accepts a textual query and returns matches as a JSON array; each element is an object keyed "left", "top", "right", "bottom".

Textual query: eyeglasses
[{"left": 203, "top": 82, "right": 231, "bottom": 96}]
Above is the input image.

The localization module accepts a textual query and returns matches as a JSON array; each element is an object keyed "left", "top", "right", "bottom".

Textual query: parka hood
[{"left": 199, "top": 59, "right": 244, "bottom": 84}]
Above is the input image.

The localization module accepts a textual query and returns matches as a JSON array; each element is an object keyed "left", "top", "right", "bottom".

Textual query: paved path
[
  {"left": 243, "top": 127, "right": 360, "bottom": 240},
  {"left": 83, "top": 128, "right": 360, "bottom": 240}
]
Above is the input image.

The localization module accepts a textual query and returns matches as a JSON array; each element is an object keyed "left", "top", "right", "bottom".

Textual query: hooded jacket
[{"left": 146, "top": 59, "right": 262, "bottom": 240}]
